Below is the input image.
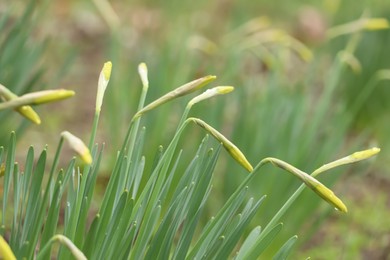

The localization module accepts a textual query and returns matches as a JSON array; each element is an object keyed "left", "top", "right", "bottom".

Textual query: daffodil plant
[{"left": 0, "top": 62, "right": 379, "bottom": 260}]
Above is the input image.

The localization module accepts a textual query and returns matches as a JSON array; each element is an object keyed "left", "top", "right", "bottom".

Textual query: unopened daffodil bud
[
  {"left": 134, "top": 75, "right": 216, "bottom": 119},
  {"left": 265, "top": 157, "right": 347, "bottom": 212},
  {"left": 138, "top": 63, "right": 149, "bottom": 90},
  {"left": 0, "top": 89, "right": 75, "bottom": 110},
  {"left": 96, "top": 61, "right": 112, "bottom": 112},
  {"left": 363, "top": 18, "right": 389, "bottom": 30},
  {"left": 188, "top": 86, "right": 234, "bottom": 107},
  {"left": 24, "top": 89, "right": 75, "bottom": 105},
  {"left": 0, "top": 236, "right": 16, "bottom": 260},
  {"left": 61, "top": 131, "right": 92, "bottom": 165},
  {"left": 0, "top": 84, "right": 41, "bottom": 124},
  {"left": 190, "top": 117, "right": 253, "bottom": 172},
  {"left": 312, "top": 147, "right": 380, "bottom": 177}
]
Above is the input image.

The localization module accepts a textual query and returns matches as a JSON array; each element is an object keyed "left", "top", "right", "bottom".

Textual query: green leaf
[
  {"left": 235, "top": 226, "right": 262, "bottom": 259},
  {"left": 129, "top": 204, "right": 161, "bottom": 260},
  {"left": 103, "top": 198, "right": 134, "bottom": 259},
  {"left": 187, "top": 186, "right": 249, "bottom": 259},
  {"left": 83, "top": 214, "right": 100, "bottom": 258},
  {"left": 2, "top": 132, "right": 16, "bottom": 229},
  {"left": 239, "top": 223, "right": 284, "bottom": 260},
  {"left": 24, "top": 149, "right": 47, "bottom": 259},
  {"left": 96, "top": 191, "right": 128, "bottom": 258},
  {"left": 273, "top": 235, "right": 298, "bottom": 260},
  {"left": 214, "top": 196, "right": 266, "bottom": 259}
]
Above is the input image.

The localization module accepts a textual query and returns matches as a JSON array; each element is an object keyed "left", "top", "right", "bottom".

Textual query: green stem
[{"left": 88, "top": 111, "right": 100, "bottom": 150}]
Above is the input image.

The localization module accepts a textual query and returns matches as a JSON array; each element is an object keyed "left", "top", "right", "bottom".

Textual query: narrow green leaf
[
  {"left": 130, "top": 156, "right": 145, "bottom": 198},
  {"left": 10, "top": 163, "right": 20, "bottom": 248},
  {"left": 2, "top": 132, "right": 16, "bottom": 228},
  {"left": 75, "top": 144, "right": 104, "bottom": 247},
  {"left": 130, "top": 204, "right": 161, "bottom": 260},
  {"left": 25, "top": 150, "right": 48, "bottom": 259},
  {"left": 214, "top": 196, "right": 266, "bottom": 259},
  {"left": 113, "top": 222, "right": 137, "bottom": 260},
  {"left": 187, "top": 186, "right": 249, "bottom": 259},
  {"left": 125, "top": 127, "right": 146, "bottom": 190},
  {"left": 235, "top": 226, "right": 262, "bottom": 259},
  {"left": 200, "top": 236, "right": 225, "bottom": 259},
  {"left": 83, "top": 214, "right": 100, "bottom": 258},
  {"left": 273, "top": 235, "right": 298, "bottom": 260},
  {"left": 21, "top": 149, "right": 45, "bottom": 243},
  {"left": 240, "top": 223, "right": 284, "bottom": 260},
  {"left": 173, "top": 185, "right": 212, "bottom": 259},
  {"left": 97, "top": 191, "right": 128, "bottom": 259},
  {"left": 104, "top": 198, "right": 134, "bottom": 259},
  {"left": 39, "top": 171, "right": 65, "bottom": 255},
  {"left": 145, "top": 186, "right": 189, "bottom": 259}
]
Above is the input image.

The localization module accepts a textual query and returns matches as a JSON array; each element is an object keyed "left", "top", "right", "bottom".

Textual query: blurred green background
[{"left": 1, "top": 0, "right": 390, "bottom": 258}]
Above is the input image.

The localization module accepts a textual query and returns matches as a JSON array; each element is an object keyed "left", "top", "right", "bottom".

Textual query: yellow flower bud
[
  {"left": 351, "top": 147, "right": 381, "bottom": 160},
  {"left": 0, "top": 84, "right": 41, "bottom": 124},
  {"left": 363, "top": 18, "right": 389, "bottom": 30},
  {"left": 134, "top": 75, "right": 216, "bottom": 119},
  {"left": 188, "top": 86, "right": 234, "bottom": 106},
  {"left": 305, "top": 176, "right": 348, "bottom": 213},
  {"left": 61, "top": 131, "right": 92, "bottom": 165},
  {"left": 312, "top": 147, "right": 380, "bottom": 177},
  {"left": 266, "top": 158, "right": 347, "bottom": 212},
  {"left": 0, "top": 236, "right": 16, "bottom": 260},
  {"left": 138, "top": 62, "right": 149, "bottom": 89},
  {"left": 22, "top": 89, "right": 75, "bottom": 105},
  {"left": 102, "top": 61, "right": 112, "bottom": 81},
  {"left": 96, "top": 61, "right": 112, "bottom": 112},
  {"left": 191, "top": 117, "right": 253, "bottom": 172}
]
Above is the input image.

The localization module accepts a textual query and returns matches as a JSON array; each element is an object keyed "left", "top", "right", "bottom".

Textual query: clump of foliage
[{"left": 0, "top": 62, "right": 379, "bottom": 259}]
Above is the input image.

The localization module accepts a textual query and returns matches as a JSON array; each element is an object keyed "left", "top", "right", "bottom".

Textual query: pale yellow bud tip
[
  {"left": 61, "top": 131, "right": 92, "bottom": 165},
  {"left": 216, "top": 86, "right": 234, "bottom": 94},
  {"left": 138, "top": 62, "right": 149, "bottom": 87},
  {"left": 364, "top": 19, "right": 389, "bottom": 30},
  {"left": 138, "top": 63, "right": 147, "bottom": 74},
  {"left": 103, "top": 61, "right": 112, "bottom": 81},
  {"left": 351, "top": 147, "right": 380, "bottom": 160}
]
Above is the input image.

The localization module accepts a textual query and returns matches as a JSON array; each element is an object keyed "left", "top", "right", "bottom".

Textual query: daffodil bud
[
  {"left": 61, "top": 131, "right": 92, "bottom": 165},
  {"left": 190, "top": 117, "right": 253, "bottom": 172},
  {"left": 312, "top": 147, "right": 380, "bottom": 177},
  {"left": 327, "top": 17, "right": 389, "bottom": 39},
  {"left": 96, "top": 61, "right": 112, "bottom": 112},
  {"left": 134, "top": 75, "right": 216, "bottom": 119},
  {"left": 188, "top": 86, "right": 234, "bottom": 107},
  {"left": 0, "top": 236, "right": 16, "bottom": 260},
  {"left": 266, "top": 157, "right": 347, "bottom": 212},
  {"left": 138, "top": 62, "right": 149, "bottom": 90},
  {"left": 363, "top": 18, "right": 389, "bottom": 30},
  {"left": 308, "top": 179, "right": 348, "bottom": 212},
  {"left": 0, "top": 84, "right": 41, "bottom": 124},
  {"left": 24, "top": 89, "right": 75, "bottom": 105}
]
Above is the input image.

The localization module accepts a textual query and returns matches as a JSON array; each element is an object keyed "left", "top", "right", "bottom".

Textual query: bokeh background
[{"left": 1, "top": 0, "right": 390, "bottom": 258}]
